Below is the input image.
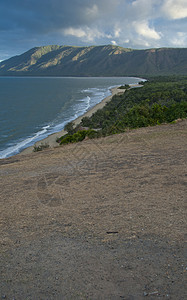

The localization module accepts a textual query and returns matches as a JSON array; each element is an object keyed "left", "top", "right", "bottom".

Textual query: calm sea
[{"left": 0, "top": 77, "right": 143, "bottom": 158}]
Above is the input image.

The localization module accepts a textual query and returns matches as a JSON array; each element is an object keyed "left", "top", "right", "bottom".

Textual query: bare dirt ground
[{"left": 0, "top": 120, "right": 186, "bottom": 299}]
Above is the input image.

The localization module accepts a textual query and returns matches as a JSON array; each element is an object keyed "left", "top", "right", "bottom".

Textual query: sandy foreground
[
  {"left": 0, "top": 119, "right": 186, "bottom": 299},
  {"left": 21, "top": 86, "right": 127, "bottom": 155}
]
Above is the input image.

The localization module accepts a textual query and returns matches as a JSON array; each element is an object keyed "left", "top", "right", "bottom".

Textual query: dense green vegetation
[
  {"left": 57, "top": 76, "right": 187, "bottom": 145},
  {"left": 58, "top": 129, "right": 98, "bottom": 145}
]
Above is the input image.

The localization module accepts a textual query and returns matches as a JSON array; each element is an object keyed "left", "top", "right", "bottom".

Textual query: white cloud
[
  {"left": 63, "top": 26, "right": 105, "bottom": 42},
  {"left": 132, "top": 0, "right": 156, "bottom": 9},
  {"left": 47, "top": 1, "right": 187, "bottom": 49},
  {"left": 133, "top": 20, "right": 161, "bottom": 40},
  {"left": 131, "top": 0, "right": 162, "bottom": 19},
  {"left": 132, "top": 37, "right": 151, "bottom": 48},
  {"left": 170, "top": 31, "right": 187, "bottom": 46},
  {"left": 162, "top": 0, "right": 187, "bottom": 19},
  {"left": 85, "top": 4, "right": 99, "bottom": 19},
  {"left": 114, "top": 26, "right": 121, "bottom": 38},
  {"left": 106, "top": 34, "right": 113, "bottom": 39},
  {"left": 111, "top": 40, "right": 117, "bottom": 45},
  {"left": 63, "top": 27, "right": 86, "bottom": 38},
  {"left": 1, "top": 0, "right": 187, "bottom": 59}
]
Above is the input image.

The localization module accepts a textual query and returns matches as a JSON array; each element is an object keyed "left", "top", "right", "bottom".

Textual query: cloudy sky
[{"left": 0, "top": 0, "right": 187, "bottom": 61}]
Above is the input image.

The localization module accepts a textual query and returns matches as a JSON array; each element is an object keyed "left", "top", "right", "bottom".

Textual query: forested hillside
[
  {"left": 57, "top": 76, "right": 187, "bottom": 145},
  {"left": 0, "top": 45, "right": 186, "bottom": 76}
]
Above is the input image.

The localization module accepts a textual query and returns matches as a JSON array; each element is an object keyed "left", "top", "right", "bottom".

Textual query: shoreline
[
  {"left": 19, "top": 86, "right": 126, "bottom": 155},
  {"left": 19, "top": 83, "right": 142, "bottom": 156}
]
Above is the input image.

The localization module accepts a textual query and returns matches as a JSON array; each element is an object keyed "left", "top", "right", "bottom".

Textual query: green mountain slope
[{"left": 0, "top": 45, "right": 186, "bottom": 76}]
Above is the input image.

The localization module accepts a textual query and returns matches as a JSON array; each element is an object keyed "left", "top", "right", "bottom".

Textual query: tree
[{"left": 64, "top": 121, "right": 75, "bottom": 135}]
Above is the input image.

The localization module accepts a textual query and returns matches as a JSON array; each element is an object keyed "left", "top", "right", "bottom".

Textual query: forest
[{"left": 57, "top": 76, "right": 187, "bottom": 145}]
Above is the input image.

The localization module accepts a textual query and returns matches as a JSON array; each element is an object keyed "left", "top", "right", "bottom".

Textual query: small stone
[
  {"left": 149, "top": 291, "right": 158, "bottom": 295},
  {"left": 2, "top": 296, "right": 6, "bottom": 299},
  {"left": 143, "top": 292, "right": 148, "bottom": 296}
]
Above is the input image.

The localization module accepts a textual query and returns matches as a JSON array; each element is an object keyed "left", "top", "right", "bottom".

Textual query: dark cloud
[
  {"left": 0, "top": 0, "right": 114, "bottom": 32},
  {"left": 0, "top": 0, "right": 186, "bottom": 61}
]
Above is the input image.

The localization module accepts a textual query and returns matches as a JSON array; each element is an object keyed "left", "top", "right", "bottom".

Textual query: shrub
[
  {"left": 33, "top": 143, "right": 49, "bottom": 152},
  {"left": 59, "top": 129, "right": 98, "bottom": 145},
  {"left": 64, "top": 121, "right": 75, "bottom": 135},
  {"left": 119, "top": 84, "right": 130, "bottom": 89}
]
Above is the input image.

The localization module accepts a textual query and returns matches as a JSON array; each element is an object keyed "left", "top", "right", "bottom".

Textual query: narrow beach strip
[
  {"left": 20, "top": 84, "right": 141, "bottom": 155},
  {"left": 20, "top": 87, "right": 124, "bottom": 155}
]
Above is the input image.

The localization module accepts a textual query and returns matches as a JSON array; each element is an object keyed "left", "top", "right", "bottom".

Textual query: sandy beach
[{"left": 20, "top": 86, "right": 126, "bottom": 155}]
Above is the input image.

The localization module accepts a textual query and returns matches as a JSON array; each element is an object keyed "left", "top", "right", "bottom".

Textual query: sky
[{"left": 0, "top": 0, "right": 187, "bottom": 61}]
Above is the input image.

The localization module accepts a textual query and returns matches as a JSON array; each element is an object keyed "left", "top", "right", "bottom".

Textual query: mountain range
[{"left": 0, "top": 45, "right": 186, "bottom": 76}]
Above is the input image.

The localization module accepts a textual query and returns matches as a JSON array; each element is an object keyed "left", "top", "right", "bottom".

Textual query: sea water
[{"left": 0, "top": 76, "right": 143, "bottom": 158}]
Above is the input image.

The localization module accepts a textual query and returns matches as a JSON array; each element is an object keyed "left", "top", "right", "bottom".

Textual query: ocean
[{"left": 0, "top": 76, "right": 143, "bottom": 158}]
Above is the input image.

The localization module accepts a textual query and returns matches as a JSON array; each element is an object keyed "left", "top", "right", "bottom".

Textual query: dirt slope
[{"left": 0, "top": 120, "right": 186, "bottom": 299}]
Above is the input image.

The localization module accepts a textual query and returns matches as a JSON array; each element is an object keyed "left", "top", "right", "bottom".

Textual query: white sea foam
[
  {"left": 0, "top": 88, "right": 108, "bottom": 159},
  {"left": 0, "top": 125, "right": 50, "bottom": 158},
  {"left": 0, "top": 78, "right": 143, "bottom": 159}
]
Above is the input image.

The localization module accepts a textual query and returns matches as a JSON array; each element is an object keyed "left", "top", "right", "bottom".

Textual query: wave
[
  {"left": 0, "top": 125, "right": 50, "bottom": 158},
  {"left": 0, "top": 86, "right": 111, "bottom": 159},
  {"left": 0, "top": 81, "right": 137, "bottom": 159}
]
